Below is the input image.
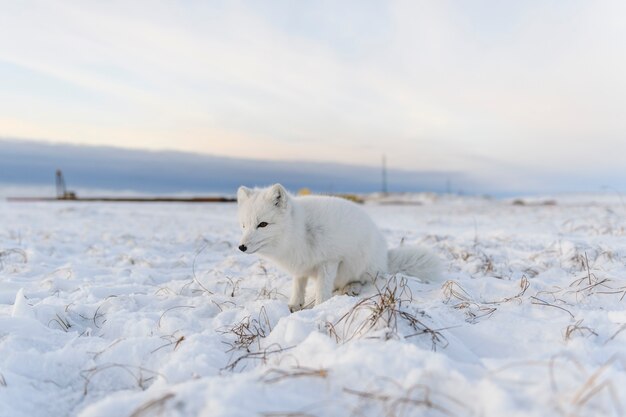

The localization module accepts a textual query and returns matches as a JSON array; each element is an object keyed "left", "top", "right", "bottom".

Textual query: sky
[{"left": 1, "top": 1, "right": 626, "bottom": 194}]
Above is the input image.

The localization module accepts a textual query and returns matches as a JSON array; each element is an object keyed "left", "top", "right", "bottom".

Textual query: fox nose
[{"left": 238, "top": 244, "right": 247, "bottom": 252}]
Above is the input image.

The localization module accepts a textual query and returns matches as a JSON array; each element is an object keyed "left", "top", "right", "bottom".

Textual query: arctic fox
[{"left": 237, "top": 184, "right": 442, "bottom": 311}]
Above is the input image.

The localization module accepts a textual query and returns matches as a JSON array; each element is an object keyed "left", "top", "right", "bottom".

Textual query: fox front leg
[
  {"left": 315, "top": 262, "right": 339, "bottom": 306},
  {"left": 288, "top": 276, "right": 308, "bottom": 312}
]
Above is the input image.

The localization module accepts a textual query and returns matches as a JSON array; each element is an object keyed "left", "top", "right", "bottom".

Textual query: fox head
[{"left": 236, "top": 184, "right": 290, "bottom": 255}]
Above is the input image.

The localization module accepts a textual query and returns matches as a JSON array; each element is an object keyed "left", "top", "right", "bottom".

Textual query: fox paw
[
  {"left": 288, "top": 303, "right": 303, "bottom": 313},
  {"left": 342, "top": 281, "right": 364, "bottom": 296}
]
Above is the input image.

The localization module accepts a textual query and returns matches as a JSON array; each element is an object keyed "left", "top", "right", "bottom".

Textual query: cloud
[{"left": 1, "top": 1, "right": 626, "bottom": 189}]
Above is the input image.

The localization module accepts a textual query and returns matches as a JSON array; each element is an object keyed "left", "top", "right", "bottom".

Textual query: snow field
[{"left": 0, "top": 196, "right": 625, "bottom": 417}]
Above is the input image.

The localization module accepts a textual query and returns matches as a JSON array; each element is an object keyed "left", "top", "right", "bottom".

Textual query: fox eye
[{"left": 257, "top": 222, "right": 268, "bottom": 228}]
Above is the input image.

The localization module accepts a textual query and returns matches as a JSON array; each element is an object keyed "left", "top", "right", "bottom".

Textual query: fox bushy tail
[{"left": 387, "top": 246, "right": 443, "bottom": 282}]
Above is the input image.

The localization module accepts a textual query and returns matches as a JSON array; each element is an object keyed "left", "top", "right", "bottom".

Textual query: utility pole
[
  {"left": 55, "top": 169, "right": 76, "bottom": 200},
  {"left": 55, "top": 169, "right": 66, "bottom": 198},
  {"left": 382, "top": 154, "right": 388, "bottom": 195}
]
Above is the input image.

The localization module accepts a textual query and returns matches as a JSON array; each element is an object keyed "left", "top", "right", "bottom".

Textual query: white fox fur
[{"left": 237, "top": 184, "right": 442, "bottom": 311}]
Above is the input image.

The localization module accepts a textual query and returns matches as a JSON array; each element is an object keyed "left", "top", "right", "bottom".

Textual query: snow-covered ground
[{"left": 1, "top": 195, "right": 625, "bottom": 417}]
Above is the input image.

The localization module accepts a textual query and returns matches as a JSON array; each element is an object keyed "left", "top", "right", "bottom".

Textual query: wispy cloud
[{"left": 1, "top": 1, "right": 626, "bottom": 192}]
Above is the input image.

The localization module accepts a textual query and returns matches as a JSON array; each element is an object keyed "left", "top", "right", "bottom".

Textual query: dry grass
[
  {"left": 191, "top": 240, "right": 213, "bottom": 295},
  {"left": 489, "top": 355, "right": 624, "bottom": 417},
  {"left": 257, "top": 376, "right": 469, "bottom": 417},
  {"left": 604, "top": 324, "right": 626, "bottom": 346},
  {"left": 157, "top": 305, "right": 195, "bottom": 329},
  {"left": 441, "top": 240, "right": 521, "bottom": 279},
  {"left": 564, "top": 319, "right": 598, "bottom": 341},
  {"left": 210, "top": 299, "right": 237, "bottom": 312},
  {"left": 260, "top": 366, "right": 329, "bottom": 384},
  {"left": 441, "top": 280, "right": 497, "bottom": 323},
  {"left": 568, "top": 363, "right": 622, "bottom": 415},
  {"left": 90, "top": 338, "right": 125, "bottom": 360},
  {"left": 80, "top": 363, "right": 164, "bottom": 395},
  {"left": 222, "top": 276, "right": 243, "bottom": 297},
  {"left": 151, "top": 332, "right": 186, "bottom": 354},
  {"left": 219, "top": 306, "right": 272, "bottom": 352},
  {"left": 222, "top": 344, "right": 295, "bottom": 372},
  {"left": 218, "top": 305, "right": 297, "bottom": 372},
  {"left": 129, "top": 393, "right": 176, "bottom": 417},
  {"left": 530, "top": 296, "right": 575, "bottom": 319},
  {"left": 255, "top": 269, "right": 287, "bottom": 301},
  {"left": 0, "top": 248, "right": 27, "bottom": 270},
  {"left": 566, "top": 267, "right": 626, "bottom": 303},
  {"left": 48, "top": 313, "right": 72, "bottom": 332},
  {"left": 552, "top": 356, "right": 624, "bottom": 417},
  {"left": 329, "top": 276, "right": 448, "bottom": 350},
  {"left": 441, "top": 277, "right": 529, "bottom": 324},
  {"left": 86, "top": 295, "right": 118, "bottom": 330},
  {"left": 344, "top": 382, "right": 467, "bottom": 417},
  {"left": 534, "top": 253, "right": 626, "bottom": 310}
]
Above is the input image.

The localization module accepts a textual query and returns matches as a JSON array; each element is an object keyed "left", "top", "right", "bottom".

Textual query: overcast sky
[{"left": 1, "top": 1, "right": 626, "bottom": 193}]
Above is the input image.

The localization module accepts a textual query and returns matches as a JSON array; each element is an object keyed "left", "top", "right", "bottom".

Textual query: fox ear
[
  {"left": 237, "top": 186, "right": 252, "bottom": 202},
  {"left": 268, "top": 184, "right": 288, "bottom": 208}
]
